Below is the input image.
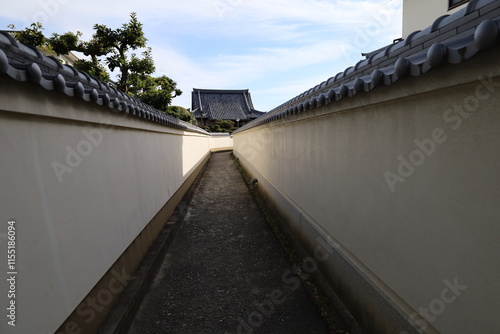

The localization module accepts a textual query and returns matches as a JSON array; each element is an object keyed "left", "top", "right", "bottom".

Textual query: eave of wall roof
[{"left": 192, "top": 88, "right": 250, "bottom": 94}]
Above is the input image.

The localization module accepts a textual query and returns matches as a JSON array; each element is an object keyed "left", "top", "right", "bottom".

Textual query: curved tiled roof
[
  {"left": 0, "top": 33, "right": 208, "bottom": 135},
  {"left": 191, "top": 88, "right": 265, "bottom": 121},
  {"left": 235, "top": 0, "right": 500, "bottom": 133}
]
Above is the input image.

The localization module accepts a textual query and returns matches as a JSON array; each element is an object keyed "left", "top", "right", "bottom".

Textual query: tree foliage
[
  {"left": 48, "top": 30, "right": 111, "bottom": 82},
  {"left": 164, "top": 106, "right": 195, "bottom": 123},
  {"left": 131, "top": 74, "right": 182, "bottom": 111},
  {"left": 205, "top": 120, "right": 236, "bottom": 133},
  {"left": 48, "top": 12, "right": 152, "bottom": 92},
  {"left": 73, "top": 59, "right": 110, "bottom": 82},
  {"left": 8, "top": 13, "right": 184, "bottom": 116},
  {"left": 8, "top": 23, "right": 46, "bottom": 47},
  {"left": 92, "top": 12, "right": 152, "bottom": 93}
]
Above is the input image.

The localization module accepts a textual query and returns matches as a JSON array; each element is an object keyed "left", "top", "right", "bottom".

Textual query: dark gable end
[{"left": 191, "top": 88, "right": 265, "bottom": 126}]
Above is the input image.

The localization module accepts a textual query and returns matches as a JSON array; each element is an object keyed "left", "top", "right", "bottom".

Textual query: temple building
[{"left": 191, "top": 88, "right": 265, "bottom": 127}]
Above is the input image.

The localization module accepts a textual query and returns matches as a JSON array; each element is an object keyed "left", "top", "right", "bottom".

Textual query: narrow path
[{"left": 127, "top": 152, "right": 330, "bottom": 334}]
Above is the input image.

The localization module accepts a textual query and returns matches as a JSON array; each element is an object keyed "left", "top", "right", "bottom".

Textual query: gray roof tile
[{"left": 191, "top": 88, "right": 265, "bottom": 121}]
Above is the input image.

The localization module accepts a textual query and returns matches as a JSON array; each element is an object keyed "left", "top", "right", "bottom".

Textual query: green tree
[
  {"left": 208, "top": 120, "right": 235, "bottom": 133},
  {"left": 164, "top": 106, "right": 194, "bottom": 123},
  {"left": 93, "top": 13, "right": 153, "bottom": 92},
  {"left": 9, "top": 23, "right": 111, "bottom": 82},
  {"left": 9, "top": 13, "right": 184, "bottom": 115},
  {"left": 8, "top": 23, "right": 46, "bottom": 47},
  {"left": 215, "top": 119, "right": 235, "bottom": 130},
  {"left": 49, "top": 30, "right": 111, "bottom": 82},
  {"left": 49, "top": 12, "right": 152, "bottom": 91},
  {"left": 130, "top": 73, "right": 182, "bottom": 112},
  {"left": 72, "top": 59, "right": 110, "bottom": 82}
]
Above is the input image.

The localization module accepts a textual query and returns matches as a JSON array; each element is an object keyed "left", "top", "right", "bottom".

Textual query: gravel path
[{"left": 127, "top": 152, "right": 330, "bottom": 334}]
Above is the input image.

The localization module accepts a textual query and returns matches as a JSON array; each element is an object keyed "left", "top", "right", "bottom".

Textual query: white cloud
[
  {"left": 252, "top": 73, "right": 332, "bottom": 111},
  {"left": 158, "top": 36, "right": 354, "bottom": 108},
  {"left": 0, "top": 0, "right": 403, "bottom": 110}
]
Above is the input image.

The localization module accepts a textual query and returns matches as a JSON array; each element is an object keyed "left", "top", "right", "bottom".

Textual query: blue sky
[{"left": 1, "top": 0, "right": 402, "bottom": 111}]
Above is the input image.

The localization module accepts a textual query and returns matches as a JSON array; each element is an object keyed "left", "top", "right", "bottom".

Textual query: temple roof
[
  {"left": 191, "top": 88, "right": 265, "bottom": 121},
  {"left": 235, "top": 0, "right": 500, "bottom": 133}
]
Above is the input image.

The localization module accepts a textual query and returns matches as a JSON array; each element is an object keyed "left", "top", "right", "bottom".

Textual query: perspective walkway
[{"left": 126, "top": 151, "right": 330, "bottom": 334}]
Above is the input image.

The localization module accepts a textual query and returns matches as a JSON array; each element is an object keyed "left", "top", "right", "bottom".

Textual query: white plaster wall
[
  {"left": 0, "top": 79, "right": 211, "bottom": 334},
  {"left": 403, "top": 0, "right": 467, "bottom": 38},
  {"left": 234, "top": 50, "right": 500, "bottom": 334},
  {"left": 209, "top": 133, "right": 234, "bottom": 150}
]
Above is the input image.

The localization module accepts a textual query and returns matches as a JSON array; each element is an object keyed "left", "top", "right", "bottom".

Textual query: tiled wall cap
[
  {"left": 395, "top": 58, "right": 409, "bottom": 77},
  {"left": 427, "top": 43, "right": 448, "bottom": 67},
  {"left": 112, "top": 98, "right": 120, "bottom": 109},
  {"left": 475, "top": 19, "right": 499, "bottom": 50},
  {"left": 367, "top": 52, "right": 378, "bottom": 65},
  {"left": 317, "top": 94, "right": 326, "bottom": 106},
  {"left": 75, "top": 82, "right": 85, "bottom": 98},
  {"left": 47, "top": 55, "right": 64, "bottom": 69},
  {"left": 465, "top": 0, "right": 481, "bottom": 15},
  {"left": 0, "top": 49, "right": 8, "bottom": 74},
  {"left": 28, "top": 63, "right": 43, "bottom": 84},
  {"left": 54, "top": 74, "right": 66, "bottom": 92},
  {"left": 371, "top": 69, "right": 384, "bottom": 87},
  {"left": 339, "top": 84, "right": 348, "bottom": 98},
  {"left": 432, "top": 15, "right": 450, "bottom": 32},
  {"left": 103, "top": 93, "right": 111, "bottom": 106},
  {"left": 353, "top": 77, "right": 363, "bottom": 93},
  {"left": 405, "top": 31, "right": 421, "bottom": 46},
  {"left": 2, "top": 33, "right": 17, "bottom": 46},
  {"left": 90, "top": 88, "right": 99, "bottom": 102},
  {"left": 344, "top": 66, "right": 354, "bottom": 76}
]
